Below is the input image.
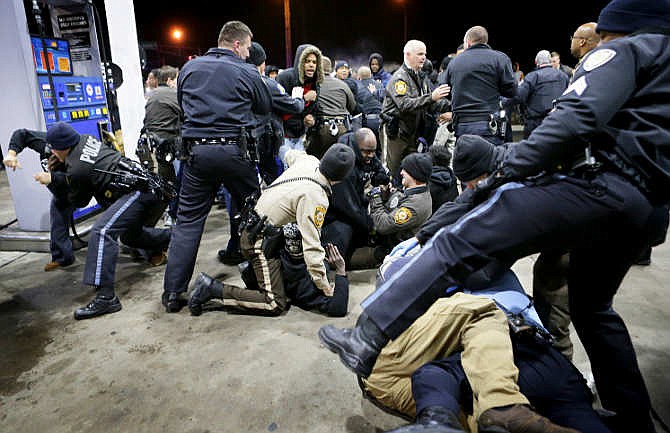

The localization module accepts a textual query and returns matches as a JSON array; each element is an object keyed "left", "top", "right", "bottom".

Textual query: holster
[{"left": 260, "top": 224, "right": 284, "bottom": 259}]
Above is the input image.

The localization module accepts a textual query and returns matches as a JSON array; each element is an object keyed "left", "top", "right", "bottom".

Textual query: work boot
[
  {"left": 318, "top": 312, "right": 388, "bottom": 378},
  {"left": 44, "top": 258, "right": 74, "bottom": 272},
  {"left": 217, "top": 249, "right": 245, "bottom": 266},
  {"left": 161, "top": 291, "right": 186, "bottom": 313},
  {"left": 478, "top": 404, "right": 579, "bottom": 433},
  {"left": 188, "top": 272, "right": 224, "bottom": 316},
  {"left": 74, "top": 295, "right": 122, "bottom": 320}
]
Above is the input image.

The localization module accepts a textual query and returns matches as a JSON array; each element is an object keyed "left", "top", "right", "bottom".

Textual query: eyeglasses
[{"left": 570, "top": 35, "right": 586, "bottom": 41}]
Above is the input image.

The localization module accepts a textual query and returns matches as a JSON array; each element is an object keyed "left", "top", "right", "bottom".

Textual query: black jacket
[
  {"left": 281, "top": 250, "right": 348, "bottom": 317},
  {"left": 326, "top": 132, "right": 386, "bottom": 233},
  {"left": 429, "top": 166, "right": 459, "bottom": 212}
]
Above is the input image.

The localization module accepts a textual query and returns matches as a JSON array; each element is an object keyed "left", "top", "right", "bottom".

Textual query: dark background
[{"left": 133, "top": 0, "right": 610, "bottom": 74}]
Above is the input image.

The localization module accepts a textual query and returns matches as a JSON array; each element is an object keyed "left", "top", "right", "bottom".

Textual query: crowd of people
[{"left": 3, "top": 0, "right": 670, "bottom": 432}]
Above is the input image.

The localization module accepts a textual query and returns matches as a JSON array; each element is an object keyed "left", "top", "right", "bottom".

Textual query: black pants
[
  {"left": 413, "top": 340, "right": 611, "bottom": 433},
  {"left": 83, "top": 191, "right": 170, "bottom": 296},
  {"left": 163, "top": 143, "right": 259, "bottom": 294},
  {"left": 50, "top": 197, "right": 74, "bottom": 265},
  {"left": 362, "top": 172, "right": 668, "bottom": 432}
]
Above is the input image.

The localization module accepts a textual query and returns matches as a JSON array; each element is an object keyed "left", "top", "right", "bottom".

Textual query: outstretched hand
[{"left": 326, "top": 243, "right": 346, "bottom": 276}]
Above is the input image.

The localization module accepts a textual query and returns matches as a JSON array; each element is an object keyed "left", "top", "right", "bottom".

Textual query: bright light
[{"left": 171, "top": 28, "right": 184, "bottom": 41}]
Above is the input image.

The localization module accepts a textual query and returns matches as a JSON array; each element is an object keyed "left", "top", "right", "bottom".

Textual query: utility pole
[{"left": 284, "top": 0, "right": 292, "bottom": 68}]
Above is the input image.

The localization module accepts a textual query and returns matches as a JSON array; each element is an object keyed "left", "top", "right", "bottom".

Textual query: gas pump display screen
[{"left": 31, "top": 36, "right": 73, "bottom": 76}]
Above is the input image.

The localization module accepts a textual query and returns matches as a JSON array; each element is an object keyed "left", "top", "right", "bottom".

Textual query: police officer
[
  {"left": 444, "top": 26, "right": 517, "bottom": 145},
  {"left": 3, "top": 128, "right": 74, "bottom": 271},
  {"left": 32, "top": 122, "right": 171, "bottom": 320},
  {"left": 188, "top": 144, "right": 355, "bottom": 316},
  {"left": 381, "top": 40, "right": 450, "bottom": 180},
  {"left": 511, "top": 50, "right": 570, "bottom": 138},
  {"left": 246, "top": 41, "right": 307, "bottom": 184},
  {"left": 319, "top": 2, "right": 670, "bottom": 431},
  {"left": 161, "top": 20, "right": 272, "bottom": 313},
  {"left": 370, "top": 152, "right": 433, "bottom": 255}
]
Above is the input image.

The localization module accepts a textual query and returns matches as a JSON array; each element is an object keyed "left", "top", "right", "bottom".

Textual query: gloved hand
[
  {"left": 388, "top": 237, "right": 420, "bottom": 258},
  {"left": 472, "top": 169, "right": 512, "bottom": 204}
]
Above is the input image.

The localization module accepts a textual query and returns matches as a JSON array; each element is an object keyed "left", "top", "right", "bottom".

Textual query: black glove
[
  {"left": 472, "top": 169, "right": 514, "bottom": 204},
  {"left": 371, "top": 171, "right": 390, "bottom": 187}
]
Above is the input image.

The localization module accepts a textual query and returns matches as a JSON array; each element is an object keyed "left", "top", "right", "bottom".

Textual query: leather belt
[{"left": 455, "top": 114, "right": 492, "bottom": 124}]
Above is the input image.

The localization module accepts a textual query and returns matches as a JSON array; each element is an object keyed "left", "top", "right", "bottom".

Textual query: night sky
[{"left": 133, "top": 0, "right": 610, "bottom": 74}]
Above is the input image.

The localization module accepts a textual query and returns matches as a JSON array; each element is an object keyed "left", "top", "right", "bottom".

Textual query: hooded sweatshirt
[
  {"left": 369, "top": 52, "right": 392, "bottom": 89},
  {"left": 276, "top": 45, "right": 325, "bottom": 138}
]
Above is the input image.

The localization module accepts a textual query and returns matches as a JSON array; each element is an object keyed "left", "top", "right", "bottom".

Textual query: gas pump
[{"left": 0, "top": 0, "right": 144, "bottom": 251}]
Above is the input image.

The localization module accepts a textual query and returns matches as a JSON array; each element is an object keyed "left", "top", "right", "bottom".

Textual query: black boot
[
  {"left": 74, "top": 295, "right": 122, "bottom": 320},
  {"left": 318, "top": 312, "right": 388, "bottom": 378},
  {"left": 162, "top": 291, "right": 187, "bottom": 313},
  {"left": 385, "top": 406, "right": 466, "bottom": 433},
  {"left": 188, "top": 272, "right": 223, "bottom": 316},
  {"left": 417, "top": 406, "right": 465, "bottom": 432}
]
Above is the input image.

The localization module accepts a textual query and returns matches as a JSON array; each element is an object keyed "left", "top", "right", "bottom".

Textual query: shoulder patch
[
  {"left": 583, "top": 49, "right": 616, "bottom": 72},
  {"left": 313, "top": 205, "right": 326, "bottom": 229},
  {"left": 389, "top": 196, "right": 400, "bottom": 209},
  {"left": 393, "top": 207, "right": 413, "bottom": 225},
  {"left": 275, "top": 81, "right": 287, "bottom": 95},
  {"left": 394, "top": 80, "right": 407, "bottom": 95}
]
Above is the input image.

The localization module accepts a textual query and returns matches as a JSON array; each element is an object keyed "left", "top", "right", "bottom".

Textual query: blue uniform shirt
[{"left": 178, "top": 48, "right": 272, "bottom": 138}]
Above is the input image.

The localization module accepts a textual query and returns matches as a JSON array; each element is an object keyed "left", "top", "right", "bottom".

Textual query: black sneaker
[
  {"left": 217, "top": 249, "right": 245, "bottom": 265},
  {"left": 74, "top": 295, "right": 122, "bottom": 320}
]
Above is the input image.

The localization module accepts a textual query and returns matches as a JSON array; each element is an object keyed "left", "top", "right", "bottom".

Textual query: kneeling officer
[
  {"left": 35, "top": 122, "right": 173, "bottom": 320},
  {"left": 189, "top": 144, "right": 355, "bottom": 316}
]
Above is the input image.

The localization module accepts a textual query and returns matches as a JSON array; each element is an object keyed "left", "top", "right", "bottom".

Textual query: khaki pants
[
  {"left": 363, "top": 293, "right": 528, "bottom": 419},
  {"left": 385, "top": 131, "right": 416, "bottom": 179},
  {"left": 221, "top": 231, "right": 288, "bottom": 315},
  {"left": 533, "top": 251, "right": 573, "bottom": 359},
  {"left": 306, "top": 123, "right": 347, "bottom": 159}
]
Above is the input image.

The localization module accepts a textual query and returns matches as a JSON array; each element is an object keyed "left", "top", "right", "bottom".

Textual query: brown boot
[{"left": 478, "top": 404, "right": 579, "bottom": 433}]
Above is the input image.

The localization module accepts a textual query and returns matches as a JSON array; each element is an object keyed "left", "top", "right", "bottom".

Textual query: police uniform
[
  {"left": 8, "top": 129, "right": 73, "bottom": 269},
  {"left": 35, "top": 123, "right": 171, "bottom": 320},
  {"left": 370, "top": 185, "right": 432, "bottom": 248},
  {"left": 514, "top": 65, "right": 570, "bottom": 138},
  {"left": 257, "top": 74, "right": 305, "bottom": 184},
  {"left": 356, "top": 30, "right": 670, "bottom": 432},
  {"left": 382, "top": 64, "right": 435, "bottom": 177},
  {"left": 220, "top": 150, "right": 333, "bottom": 314},
  {"left": 445, "top": 43, "right": 517, "bottom": 145},
  {"left": 162, "top": 46, "right": 272, "bottom": 310}
]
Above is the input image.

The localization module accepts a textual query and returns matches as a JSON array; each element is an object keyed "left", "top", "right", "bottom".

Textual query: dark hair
[
  {"left": 217, "top": 20, "right": 252, "bottom": 47},
  {"left": 157, "top": 66, "right": 178, "bottom": 84},
  {"left": 429, "top": 144, "right": 452, "bottom": 168}
]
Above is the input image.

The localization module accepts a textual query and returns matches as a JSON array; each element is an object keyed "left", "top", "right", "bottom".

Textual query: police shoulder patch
[
  {"left": 314, "top": 205, "right": 326, "bottom": 229},
  {"left": 583, "top": 49, "right": 616, "bottom": 72},
  {"left": 393, "top": 207, "right": 413, "bottom": 225},
  {"left": 394, "top": 80, "right": 407, "bottom": 95},
  {"left": 276, "top": 82, "right": 287, "bottom": 95}
]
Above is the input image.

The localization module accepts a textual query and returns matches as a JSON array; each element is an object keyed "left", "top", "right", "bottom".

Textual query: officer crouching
[
  {"left": 35, "top": 122, "right": 172, "bottom": 320},
  {"left": 188, "top": 144, "right": 355, "bottom": 316}
]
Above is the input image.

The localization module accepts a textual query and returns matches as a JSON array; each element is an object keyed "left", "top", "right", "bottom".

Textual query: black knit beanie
[
  {"left": 452, "top": 135, "right": 495, "bottom": 182},
  {"left": 46, "top": 122, "right": 80, "bottom": 150},
  {"left": 400, "top": 153, "right": 433, "bottom": 183},
  {"left": 320, "top": 143, "right": 355, "bottom": 181},
  {"left": 596, "top": 0, "right": 670, "bottom": 34},
  {"left": 247, "top": 42, "right": 267, "bottom": 67}
]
